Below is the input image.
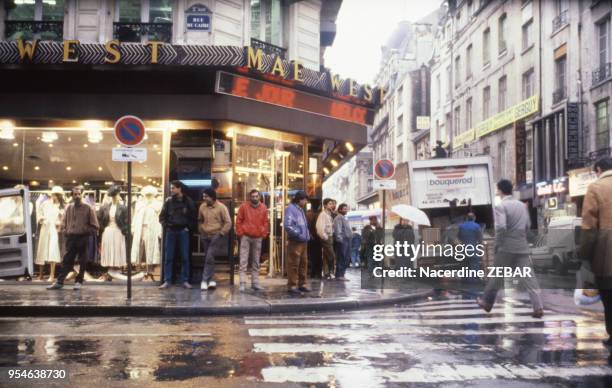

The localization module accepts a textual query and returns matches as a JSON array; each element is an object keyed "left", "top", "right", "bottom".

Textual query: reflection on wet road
[{"left": 1, "top": 293, "right": 612, "bottom": 387}]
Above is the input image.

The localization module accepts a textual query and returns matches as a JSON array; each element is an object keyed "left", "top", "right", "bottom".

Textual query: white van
[{"left": 530, "top": 216, "right": 582, "bottom": 275}]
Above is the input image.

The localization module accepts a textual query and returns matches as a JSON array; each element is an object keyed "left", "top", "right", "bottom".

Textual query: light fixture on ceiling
[
  {"left": 323, "top": 167, "right": 330, "bottom": 175},
  {"left": 330, "top": 159, "right": 338, "bottom": 167},
  {"left": 34, "top": 166, "right": 40, "bottom": 171},
  {"left": 72, "top": 180, "right": 77, "bottom": 184},
  {"left": 41, "top": 131, "right": 58, "bottom": 143},
  {"left": 98, "top": 166, "right": 103, "bottom": 171},
  {"left": 88, "top": 129, "right": 103, "bottom": 143},
  {"left": 345, "top": 142, "right": 354, "bottom": 152},
  {"left": 12, "top": 143, "right": 18, "bottom": 147},
  {"left": 2, "top": 166, "right": 8, "bottom": 171},
  {"left": 66, "top": 166, "right": 72, "bottom": 171},
  {"left": 83, "top": 144, "right": 88, "bottom": 148},
  {"left": 48, "top": 144, "right": 53, "bottom": 148},
  {"left": 0, "top": 121, "right": 15, "bottom": 140},
  {"left": 30, "top": 180, "right": 39, "bottom": 186}
]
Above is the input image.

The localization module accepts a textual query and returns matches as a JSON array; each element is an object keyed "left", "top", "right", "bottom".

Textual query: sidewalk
[{"left": 0, "top": 268, "right": 431, "bottom": 317}]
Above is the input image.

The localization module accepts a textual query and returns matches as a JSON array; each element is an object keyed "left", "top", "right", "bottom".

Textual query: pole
[
  {"left": 381, "top": 189, "right": 386, "bottom": 290},
  {"left": 126, "top": 161, "right": 132, "bottom": 300}
]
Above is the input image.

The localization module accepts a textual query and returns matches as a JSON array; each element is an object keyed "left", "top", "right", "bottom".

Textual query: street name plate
[
  {"left": 373, "top": 180, "right": 397, "bottom": 190},
  {"left": 112, "top": 147, "right": 147, "bottom": 162}
]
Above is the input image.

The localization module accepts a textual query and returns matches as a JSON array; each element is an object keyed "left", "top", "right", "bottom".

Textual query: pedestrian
[
  {"left": 236, "top": 189, "right": 268, "bottom": 292},
  {"left": 158, "top": 180, "right": 196, "bottom": 289},
  {"left": 392, "top": 218, "right": 415, "bottom": 263},
  {"left": 316, "top": 198, "right": 336, "bottom": 279},
  {"left": 198, "top": 188, "right": 232, "bottom": 291},
  {"left": 361, "top": 216, "right": 383, "bottom": 269},
  {"left": 306, "top": 199, "right": 323, "bottom": 278},
  {"left": 478, "top": 179, "right": 543, "bottom": 318},
  {"left": 458, "top": 212, "right": 483, "bottom": 276},
  {"left": 47, "top": 186, "right": 99, "bottom": 290},
  {"left": 580, "top": 157, "right": 612, "bottom": 350},
  {"left": 333, "top": 203, "right": 352, "bottom": 281},
  {"left": 351, "top": 227, "right": 362, "bottom": 268},
  {"left": 284, "top": 190, "right": 311, "bottom": 294}
]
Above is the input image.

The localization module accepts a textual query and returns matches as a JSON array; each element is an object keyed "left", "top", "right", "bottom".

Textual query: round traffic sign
[
  {"left": 374, "top": 159, "right": 395, "bottom": 179},
  {"left": 114, "top": 115, "right": 146, "bottom": 147}
]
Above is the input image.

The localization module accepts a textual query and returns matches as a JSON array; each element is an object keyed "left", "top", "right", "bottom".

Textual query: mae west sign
[{"left": 411, "top": 164, "right": 493, "bottom": 209}]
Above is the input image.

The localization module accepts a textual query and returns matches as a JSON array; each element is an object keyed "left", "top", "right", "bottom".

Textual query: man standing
[
  {"left": 351, "top": 227, "right": 362, "bottom": 268},
  {"left": 199, "top": 188, "right": 232, "bottom": 291},
  {"left": 47, "top": 186, "right": 99, "bottom": 290},
  {"left": 361, "top": 216, "right": 383, "bottom": 269},
  {"left": 333, "top": 203, "right": 352, "bottom": 281},
  {"left": 478, "top": 179, "right": 543, "bottom": 318},
  {"left": 236, "top": 189, "right": 269, "bottom": 292},
  {"left": 158, "top": 181, "right": 196, "bottom": 289},
  {"left": 580, "top": 157, "right": 612, "bottom": 350},
  {"left": 316, "top": 198, "right": 336, "bottom": 279},
  {"left": 284, "top": 191, "right": 311, "bottom": 294},
  {"left": 458, "top": 212, "right": 484, "bottom": 274}
]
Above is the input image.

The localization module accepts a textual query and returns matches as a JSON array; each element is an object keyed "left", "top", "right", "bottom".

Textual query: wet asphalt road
[{"left": 1, "top": 291, "right": 612, "bottom": 387}]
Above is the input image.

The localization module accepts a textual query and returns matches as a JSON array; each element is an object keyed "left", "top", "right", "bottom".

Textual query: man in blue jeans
[{"left": 158, "top": 180, "right": 196, "bottom": 289}]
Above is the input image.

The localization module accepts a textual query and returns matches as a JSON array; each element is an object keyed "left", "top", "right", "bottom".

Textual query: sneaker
[
  {"left": 532, "top": 309, "right": 544, "bottom": 318},
  {"left": 239, "top": 283, "right": 246, "bottom": 292},
  {"left": 251, "top": 284, "right": 264, "bottom": 291},
  {"left": 298, "top": 286, "right": 311, "bottom": 292},
  {"left": 158, "top": 282, "right": 171, "bottom": 289},
  {"left": 476, "top": 298, "right": 492, "bottom": 313},
  {"left": 46, "top": 282, "right": 63, "bottom": 290},
  {"left": 73, "top": 282, "right": 82, "bottom": 290},
  {"left": 207, "top": 281, "right": 217, "bottom": 290},
  {"left": 288, "top": 287, "right": 301, "bottom": 295},
  {"left": 183, "top": 282, "right": 193, "bottom": 289},
  {"left": 201, "top": 281, "right": 208, "bottom": 290}
]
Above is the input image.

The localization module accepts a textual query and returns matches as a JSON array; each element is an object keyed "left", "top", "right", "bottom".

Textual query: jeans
[
  {"left": 287, "top": 241, "right": 308, "bottom": 289},
  {"left": 321, "top": 238, "right": 336, "bottom": 277},
  {"left": 201, "top": 234, "right": 224, "bottom": 283},
  {"left": 56, "top": 234, "right": 89, "bottom": 284},
  {"left": 163, "top": 228, "right": 190, "bottom": 284},
  {"left": 334, "top": 238, "right": 351, "bottom": 278},
  {"left": 351, "top": 248, "right": 360, "bottom": 266},
  {"left": 239, "top": 236, "right": 262, "bottom": 286}
]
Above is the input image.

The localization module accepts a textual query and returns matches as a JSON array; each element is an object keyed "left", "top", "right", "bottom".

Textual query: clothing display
[
  {"left": 100, "top": 204, "right": 127, "bottom": 268},
  {"left": 132, "top": 197, "right": 162, "bottom": 265},
  {"left": 35, "top": 199, "right": 62, "bottom": 265}
]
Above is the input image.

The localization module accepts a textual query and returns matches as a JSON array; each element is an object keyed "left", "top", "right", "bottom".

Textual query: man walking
[
  {"left": 316, "top": 198, "right": 336, "bottom": 279},
  {"left": 236, "top": 189, "right": 269, "bottom": 292},
  {"left": 284, "top": 191, "right": 311, "bottom": 294},
  {"left": 580, "top": 157, "right": 612, "bottom": 350},
  {"left": 478, "top": 179, "right": 543, "bottom": 318},
  {"left": 199, "top": 188, "right": 232, "bottom": 291},
  {"left": 333, "top": 203, "right": 352, "bottom": 281},
  {"left": 48, "top": 186, "right": 99, "bottom": 290},
  {"left": 158, "top": 181, "right": 196, "bottom": 289}
]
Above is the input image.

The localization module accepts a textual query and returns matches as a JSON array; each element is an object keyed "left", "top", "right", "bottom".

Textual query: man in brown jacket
[
  {"left": 199, "top": 188, "right": 231, "bottom": 290},
  {"left": 48, "top": 186, "right": 99, "bottom": 290},
  {"left": 581, "top": 157, "right": 612, "bottom": 350}
]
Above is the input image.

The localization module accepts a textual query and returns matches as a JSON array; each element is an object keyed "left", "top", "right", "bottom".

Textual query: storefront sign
[
  {"left": 536, "top": 181, "right": 553, "bottom": 196},
  {"left": 475, "top": 95, "right": 539, "bottom": 138},
  {"left": 452, "top": 128, "right": 475, "bottom": 150},
  {"left": 112, "top": 147, "right": 147, "bottom": 162},
  {"left": 185, "top": 4, "right": 212, "bottom": 31},
  {"left": 515, "top": 121, "right": 527, "bottom": 185},
  {"left": 566, "top": 102, "right": 580, "bottom": 168},
  {"left": 215, "top": 71, "right": 374, "bottom": 125},
  {"left": 416, "top": 116, "right": 430, "bottom": 130},
  {"left": 547, "top": 197, "right": 558, "bottom": 210},
  {"left": 569, "top": 167, "right": 597, "bottom": 197},
  {"left": 553, "top": 177, "right": 568, "bottom": 193}
]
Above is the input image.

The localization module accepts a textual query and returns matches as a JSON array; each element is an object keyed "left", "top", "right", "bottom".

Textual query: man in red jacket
[{"left": 236, "top": 189, "right": 270, "bottom": 292}]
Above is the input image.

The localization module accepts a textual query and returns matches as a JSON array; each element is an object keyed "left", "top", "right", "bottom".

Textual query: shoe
[
  {"left": 158, "top": 282, "right": 171, "bottom": 289},
  {"left": 207, "top": 281, "right": 217, "bottom": 290},
  {"left": 476, "top": 298, "right": 492, "bottom": 313},
  {"left": 239, "top": 283, "right": 246, "bottom": 292},
  {"left": 73, "top": 282, "right": 82, "bottom": 290},
  {"left": 46, "top": 282, "right": 63, "bottom": 290},
  {"left": 532, "top": 309, "right": 544, "bottom": 318},
  {"left": 288, "top": 288, "right": 301, "bottom": 295},
  {"left": 183, "top": 282, "right": 193, "bottom": 289},
  {"left": 201, "top": 281, "right": 208, "bottom": 290},
  {"left": 252, "top": 284, "right": 264, "bottom": 291},
  {"left": 298, "top": 286, "right": 311, "bottom": 292}
]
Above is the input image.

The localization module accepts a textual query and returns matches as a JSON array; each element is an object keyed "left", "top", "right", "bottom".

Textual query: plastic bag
[
  {"left": 574, "top": 261, "right": 601, "bottom": 306},
  {"left": 574, "top": 288, "right": 600, "bottom": 306}
]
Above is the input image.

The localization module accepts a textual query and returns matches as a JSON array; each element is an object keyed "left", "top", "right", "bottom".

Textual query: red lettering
[
  {"left": 232, "top": 77, "right": 249, "bottom": 97},
  {"left": 280, "top": 89, "right": 295, "bottom": 107}
]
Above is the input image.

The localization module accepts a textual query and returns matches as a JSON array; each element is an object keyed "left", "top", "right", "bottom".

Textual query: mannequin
[
  {"left": 35, "top": 186, "right": 64, "bottom": 281},
  {"left": 131, "top": 185, "right": 162, "bottom": 280},
  {"left": 98, "top": 186, "right": 128, "bottom": 280}
]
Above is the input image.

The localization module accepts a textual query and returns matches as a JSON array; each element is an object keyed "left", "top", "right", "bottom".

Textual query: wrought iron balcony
[
  {"left": 113, "top": 22, "right": 172, "bottom": 43},
  {"left": 592, "top": 63, "right": 612, "bottom": 85},
  {"left": 250, "top": 38, "right": 287, "bottom": 60},
  {"left": 552, "top": 87, "right": 566, "bottom": 104},
  {"left": 552, "top": 9, "right": 569, "bottom": 33},
  {"left": 4, "top": 20, "right": 63, "bottom": 41}
]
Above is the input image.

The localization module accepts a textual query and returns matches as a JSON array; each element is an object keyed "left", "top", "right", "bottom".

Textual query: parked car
[{"left": 530, "top": 216, "right": 582, "bottom": 275}]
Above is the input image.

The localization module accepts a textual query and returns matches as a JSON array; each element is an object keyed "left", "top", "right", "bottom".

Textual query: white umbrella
[{"left": 391, "top": 204, "right": 431, "bottom": 226}]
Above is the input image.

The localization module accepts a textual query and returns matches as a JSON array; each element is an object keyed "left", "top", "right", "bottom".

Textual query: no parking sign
[{"left": 114, "top": 115, "right": 146, "bottom": 147}]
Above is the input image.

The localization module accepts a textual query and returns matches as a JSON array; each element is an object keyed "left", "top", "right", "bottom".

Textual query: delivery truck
[{"left": 408, "top": 156, "right": 496, "bottom": 270}]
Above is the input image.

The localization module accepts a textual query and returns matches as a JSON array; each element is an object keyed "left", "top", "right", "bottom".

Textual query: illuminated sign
[
  {"left": 552, "top": 177, "right": 567, "bottom": 193},
  {"left": 215, "top": 71, "right": 374, "bottom": 125},
  {"left": 536, "top": 181, "right": 553, "bottom": 196}
]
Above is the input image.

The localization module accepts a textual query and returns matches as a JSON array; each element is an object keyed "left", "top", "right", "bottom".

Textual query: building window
[
  {"left": 251, "top": 0, "right": 283, "bottom": 48},
  {"left": 4, "top": 0, "right": 65, "bottom": 41},
  {"left": 596, "top": 100, "right": 610, "bottom": 149},
  {"left": 454, "top": 106, "right": 461, "bottom": 136},
  {"left": 522, "top": 19, "right": 533, "bottom": 51},
  {"left": 466, "top": 98, "right": 473, "bottom": 130},
  {"left": 466, "top": 44, "right": 473, "bottom": 79},
  {"left": 454, "top": 55, "right": 461, "bottom": 87},
  {"left": 436, "top": 74, "right": 441, "bottom": 108},
  {"left": 498, "top": 13, "right": 507, "bottom": 54},
  {"left": 553, "top": 0, "right": 569, "bottom": 32},
  {"left": 594, "top": 18, "right": 612, "bottom": 85},
  {"left": 397, "top": 86, "right": 403, "bottom": 108},
  {"left": 114, "top": 0, "right": 173, "bottom": 43},
  {"left": 498, "top": 76, "right": 507, "bottom": 112},
  {"left": 498, "top": 141, "right": 507, "bottom": 178},
  {"left": 467, "top": 0, "right": 474, "bottom": 17},
  {"left": 397, "top": 115, "right": 403, "bottom": 137},
  {"left": 446, "top": 65, "right": 452, "bottom": 101},
  {"left": 522, "top": 68, "right": 535, "bottom": 99},
  {"left": 397, "top": 144, "right": 404, "bottom": 163},
  {"left": 483, "top": 28, "right": 491, "bottom": 65},
  {"left": 483, "top": 86, "right": 491, "bottom": 118},
  {"left": 554, "top": 56, "right": 567, "bottom": 104}
]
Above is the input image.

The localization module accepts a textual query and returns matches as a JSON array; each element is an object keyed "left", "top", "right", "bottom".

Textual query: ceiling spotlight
[
  {"left": 0, "top": 121, "right": 15, "bottom": 140},
  {"left": 2, "top": 166, "right": 8, "bottom": 171},
  {"left": 30, "top": 180, "right": 39, "bottom": 186},
  {"left": 48, "top": 144, "right": 53, "bottom": 148},
  {"left": 330, "top": 159, "right": 338, "bottom": 167},
  {"left": 83, "top": 144, "right": 89, "bottom": 148},
  {"left": 98, "top": 166, "right": 103, "bottom": 171},
  {"left": 12, "top": 143, "right": 18, "bottom": 147},
  {"left": 87, "top": 129, "right": 103, "bottom": 143},
  {"left": 345, "top": 142, "right": 354, "bottom": 152},
  {"left": 72, "top": 180, "right": 77, "bottom": 184},
  {"left": 323, "top": 167, "right": 330, "bottom": 175},
  {"left": 34, "top": 166, "right": 40, "bottom": 171},
  {"left": 41, "top": 131, "right": 58, "bottom": 143},
  {"left": 66, "top": 166, "right": 72, "bottom": 171}
]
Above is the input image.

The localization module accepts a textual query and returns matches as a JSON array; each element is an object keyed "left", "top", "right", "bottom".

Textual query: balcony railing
[
  {"left": 552, "top": 9, "right": 569, "bottom": 33},
  {"left": 250, "top": 38, "right": 287, "bottom": 60},
  {"left": 592, "top": 63, "right": 612, "bottom": 85},
  {"left": 4, "top": 20, "right": 63, "bottom": 41},
  {"left": 113, "top": 22, "right": 172, "bottom": 43},
  {"left": 552, "top": 87, "right": 566, "bottom": 104}
]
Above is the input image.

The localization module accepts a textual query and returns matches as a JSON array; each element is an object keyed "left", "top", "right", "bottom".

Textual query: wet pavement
[{"left": 0, "top": 290, "right": 611, "bottom": 387}]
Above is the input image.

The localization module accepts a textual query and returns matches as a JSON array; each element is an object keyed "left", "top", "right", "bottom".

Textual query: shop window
[
  {"left": 250, "top": 0, "right": 285, "bottom": 56},
  {"left": 114, "top": 0, "right": 173, "bottom": 43},
  {"left": 4, "top": 0, "right": 65, "bottom": 41},
  {"left": 595, "top": 100, "right": 610, "bottom": 149}
]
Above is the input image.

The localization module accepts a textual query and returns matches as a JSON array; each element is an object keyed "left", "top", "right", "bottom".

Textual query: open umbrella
[{"left": 391, "top": 204, "right": 431, "bottom": 226}]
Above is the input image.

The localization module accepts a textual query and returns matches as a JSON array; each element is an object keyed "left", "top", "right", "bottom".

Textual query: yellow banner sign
[{"left": 452, "top": 128, "right": 475, "bottom": 150}]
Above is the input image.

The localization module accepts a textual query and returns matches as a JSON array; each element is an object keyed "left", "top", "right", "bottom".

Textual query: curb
[{"left": 0, "top": 291, "right": 432, "bottom": 317}]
